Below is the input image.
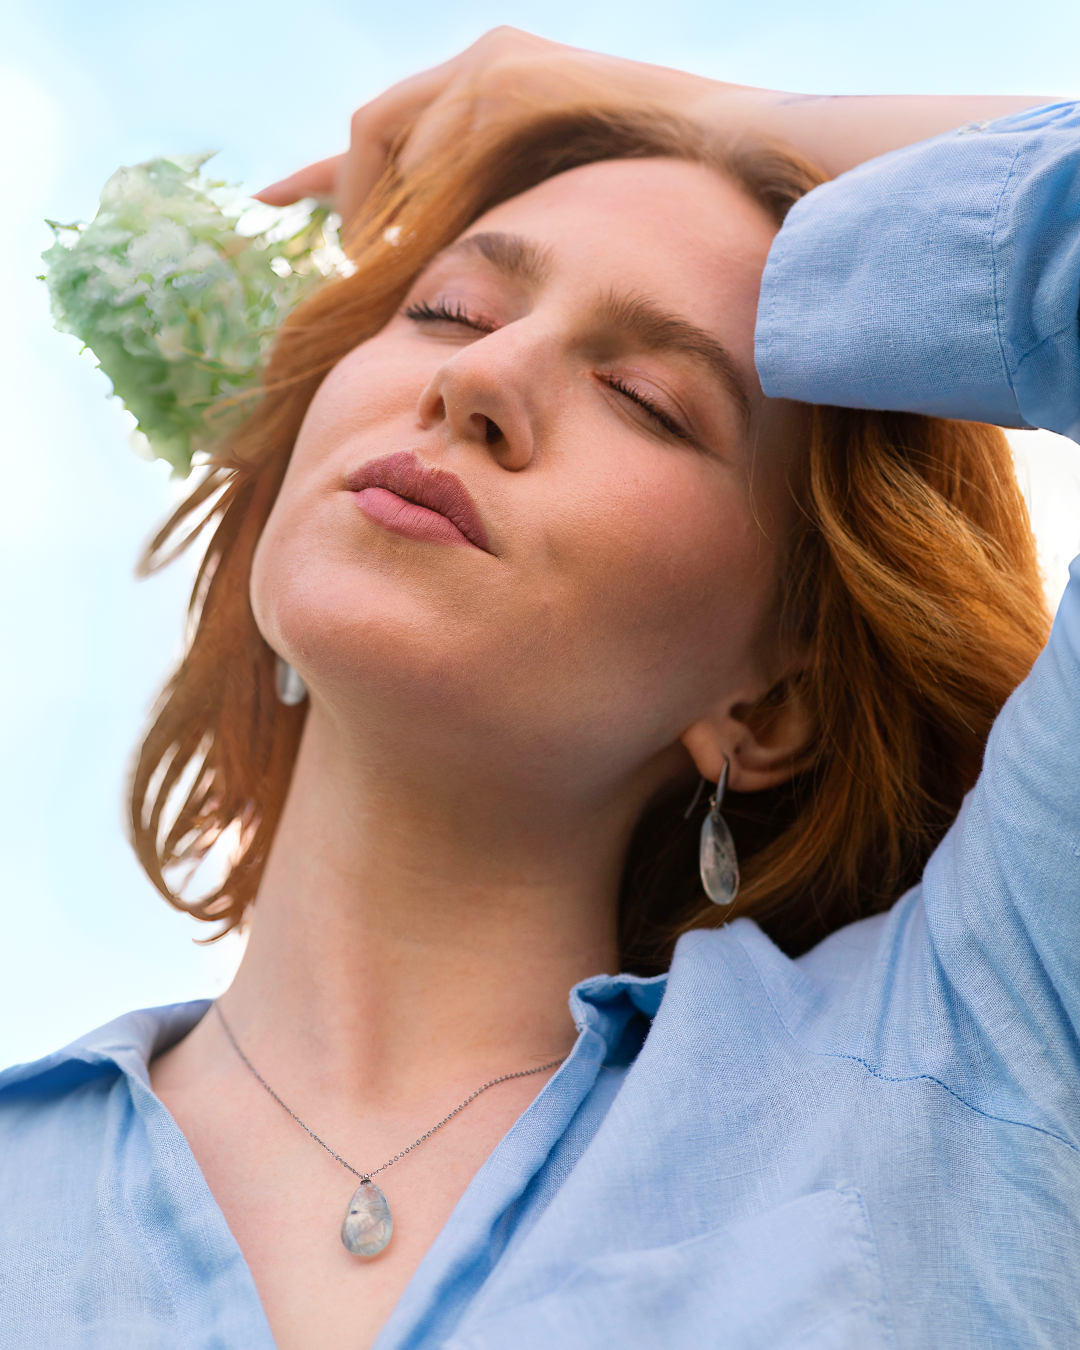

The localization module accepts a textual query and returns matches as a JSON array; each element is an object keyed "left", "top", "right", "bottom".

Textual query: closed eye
[
  {"left": 402, "top": 300, "right": 498, "bottom": 334},
  {"left": 601, "top": 374, "right": 689, "bottom": 440},
  {"left": 404, "top": 302, "right": 689, "bottom": 441}
]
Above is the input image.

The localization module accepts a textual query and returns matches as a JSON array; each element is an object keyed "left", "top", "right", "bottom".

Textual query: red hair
[{"left": 130, "top": 107, "right": 1049, "bottom": 969}]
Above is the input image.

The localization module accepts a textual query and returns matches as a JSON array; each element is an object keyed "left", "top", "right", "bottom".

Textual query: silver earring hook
[
  {"left": 713, "top": 756, "right": 729, "bottom": 808},
  {"left": 684, "top": 756, "right": 731, "bottom": 822}
]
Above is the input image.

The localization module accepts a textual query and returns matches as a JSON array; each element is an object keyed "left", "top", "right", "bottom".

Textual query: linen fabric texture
[
  {"left": 755, "top": 100, "right": 1080, "bottom": 442},
  {"left": 4, "top": 102, "right": 1080, "bottom": 1348}
]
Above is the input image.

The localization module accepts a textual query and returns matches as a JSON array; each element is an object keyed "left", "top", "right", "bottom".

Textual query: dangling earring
[
  {"left": 697, "top": 757, "right": 739, "bottom": 906},
  {"left": 275, "top": 657, "right": 308, "bottom": 706}
]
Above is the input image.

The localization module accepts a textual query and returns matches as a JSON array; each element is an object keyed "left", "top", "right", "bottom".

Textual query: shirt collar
[
  {"left": 0, "top": 999, "right": 210, "bottom": 1096},
  {"left": 0, "top": 972, "right": 669, "bottom": 1095},
  {"left": 569, "top": 971, "right": 668, "bottom": 1065}
]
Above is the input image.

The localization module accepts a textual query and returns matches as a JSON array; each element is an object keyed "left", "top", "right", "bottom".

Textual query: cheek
[
  {"left": 293, "top": 342, "right": 422, "bottom": 454},
  {"left": 533, "top": 451, "right": 782, "bottom": 727},
  {"left": 250, "top": 341, "right": 428, "bottom": 650}
]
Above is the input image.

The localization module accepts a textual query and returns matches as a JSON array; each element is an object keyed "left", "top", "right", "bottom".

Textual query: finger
[
  {"left": 337, "top": 61, "right": 464, "bottom": 227},
  {"left": 335, "top": 30, "right": 570, "bottom": 229},
  {"left": 254, "top": 155, "right": 345, "bottom": 205}
]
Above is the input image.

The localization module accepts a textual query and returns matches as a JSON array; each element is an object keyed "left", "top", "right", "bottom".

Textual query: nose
[{"left": 415, "top": 331, "right": 538, "bottom": 472}]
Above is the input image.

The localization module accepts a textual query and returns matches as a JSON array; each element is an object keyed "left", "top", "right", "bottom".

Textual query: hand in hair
[
  {"left": 254, "top": 29, "right": 721, "bottom": 227},
  {"left": 254, "top": 27, "right": 1052, "bottom": 230}
]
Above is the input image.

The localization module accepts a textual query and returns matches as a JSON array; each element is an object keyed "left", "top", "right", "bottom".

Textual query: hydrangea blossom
[{"left": 42, "top": 153, "right": 344, "bottom": 475}]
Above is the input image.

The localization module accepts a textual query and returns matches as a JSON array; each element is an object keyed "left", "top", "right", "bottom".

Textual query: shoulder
[
  {"left": 0, "top": 1004, "right": 209, "bottom": 1328},
  {"left": 0, "top": 1001, "right": 271, "bottom": 1347}
]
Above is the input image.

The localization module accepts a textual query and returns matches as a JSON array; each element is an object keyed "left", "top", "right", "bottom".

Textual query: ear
[{"left": 680, "top": 677, "right": 813, "bottom": 794}]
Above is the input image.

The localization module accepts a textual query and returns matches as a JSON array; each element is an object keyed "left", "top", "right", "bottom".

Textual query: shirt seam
[
  {"left": 846, "top": 1187, "right": 899, "bottom": 1350},
  {"left": 988, "top": 140, "right": 1029, "bottom": 424},
  {"left": 733, "top": 931, "right": 1080, "bottom": 1154}
]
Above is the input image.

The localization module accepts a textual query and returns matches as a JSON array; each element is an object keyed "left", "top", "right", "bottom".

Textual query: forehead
[
  {"left": 470, "top": 154, "right": 773, "bottom": 244},
  {"left": 457, "top": 156, "right": 778, "bottom": 362}
]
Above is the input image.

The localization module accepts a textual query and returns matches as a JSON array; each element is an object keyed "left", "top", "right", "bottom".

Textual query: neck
[{"left": 219, "top": 700, "right": 639, "bottom": 1105}]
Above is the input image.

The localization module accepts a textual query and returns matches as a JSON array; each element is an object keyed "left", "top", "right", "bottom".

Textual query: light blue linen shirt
[{"left": 3, "top": 102, "right": 1080, "bottom": 1349}]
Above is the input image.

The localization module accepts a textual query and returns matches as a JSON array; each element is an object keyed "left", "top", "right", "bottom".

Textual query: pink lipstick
[{"left": 346, "top": 452, "right": 491, "bottom": 553}]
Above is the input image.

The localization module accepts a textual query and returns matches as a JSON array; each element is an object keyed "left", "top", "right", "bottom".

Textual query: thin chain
[{"left": 214, "top": 1003, "right": 564, "bottom": 1183}]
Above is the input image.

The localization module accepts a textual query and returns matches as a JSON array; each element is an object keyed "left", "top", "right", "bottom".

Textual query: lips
[{"left": 345, "top": 451, "right": 491, "bottom": 553}]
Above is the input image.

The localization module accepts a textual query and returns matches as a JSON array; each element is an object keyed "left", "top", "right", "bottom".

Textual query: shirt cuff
[{"left": 754, "top": 101, "right": 1080, "bottom": 443}]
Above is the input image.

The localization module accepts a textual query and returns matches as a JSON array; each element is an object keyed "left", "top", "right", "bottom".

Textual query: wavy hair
[{"left": 129, "top": 106, "right": 1050, "bottom": 969}]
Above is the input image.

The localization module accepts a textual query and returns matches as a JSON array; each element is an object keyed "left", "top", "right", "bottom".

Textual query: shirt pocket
[{"left": 447, "top": 1188, "right": 894, "bottom": 1350}]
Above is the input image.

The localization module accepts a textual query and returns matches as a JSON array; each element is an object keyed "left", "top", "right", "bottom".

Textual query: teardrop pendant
[
  {"left": 341, "top": 1179, "right": 393, "bottom": 1256},
  {"left": 699, "top": 805, "right": 740, "bottom": 906}
]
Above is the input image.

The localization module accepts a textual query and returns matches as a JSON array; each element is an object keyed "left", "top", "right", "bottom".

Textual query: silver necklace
[{"left": 214, "top": 1003, "right": 564, "bottom": 1257}]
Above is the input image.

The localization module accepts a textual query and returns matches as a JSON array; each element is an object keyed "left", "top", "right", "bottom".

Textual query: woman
[{"left": 2, "top": 34, "right": 1078, "bottom": 1350}]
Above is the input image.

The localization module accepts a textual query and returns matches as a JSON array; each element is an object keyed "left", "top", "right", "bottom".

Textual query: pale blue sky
[{"left": 3, "top": 0, "right": 1080, "bottom": 1067}]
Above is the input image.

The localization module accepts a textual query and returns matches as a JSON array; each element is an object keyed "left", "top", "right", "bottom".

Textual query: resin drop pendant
[
  {"left": 699, "top": 808, "right": 739, "bottom": 906},
  {"left": 341, "top": 1180, "right": 393, "bottom": 1256}
]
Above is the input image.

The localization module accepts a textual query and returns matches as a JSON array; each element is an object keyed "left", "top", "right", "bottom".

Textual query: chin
[{"left": 251, "top": 545, "right": 515, "bottom": 724}]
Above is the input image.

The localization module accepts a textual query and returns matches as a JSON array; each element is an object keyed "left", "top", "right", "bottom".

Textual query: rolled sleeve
[{"left": 755, "top": 102, "right": 1080, "bottom": 442}]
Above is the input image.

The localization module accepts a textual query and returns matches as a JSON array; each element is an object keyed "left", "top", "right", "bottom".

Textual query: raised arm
[
  {"left": 255, "top": 28, "right": 1054, "bottom": 229},
  {"left": 755, "top": 101, "right": 1080, "bottom": 440},
  {"left": 757, "top": 100, "right": 1080, "bottom": 1129}
]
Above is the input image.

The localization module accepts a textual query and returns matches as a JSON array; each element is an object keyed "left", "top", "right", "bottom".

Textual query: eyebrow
[
  {"left": 596, "top": 291, "right": 750, "bottom": 419},
  {"left": 434, "top": 231, "right": 750, "bottom": 417},
  {"left": 437, "top": 231, "right": 553, "bottom": 286}
]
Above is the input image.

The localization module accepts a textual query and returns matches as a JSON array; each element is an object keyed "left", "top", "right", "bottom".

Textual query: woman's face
[{"left": 252, "top": 156, "right": 803, "bottom": 805}]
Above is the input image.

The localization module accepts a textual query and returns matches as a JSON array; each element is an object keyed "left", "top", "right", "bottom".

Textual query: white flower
[{"left": 43, "top": 152, "right": 345, "bottom": 475}]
